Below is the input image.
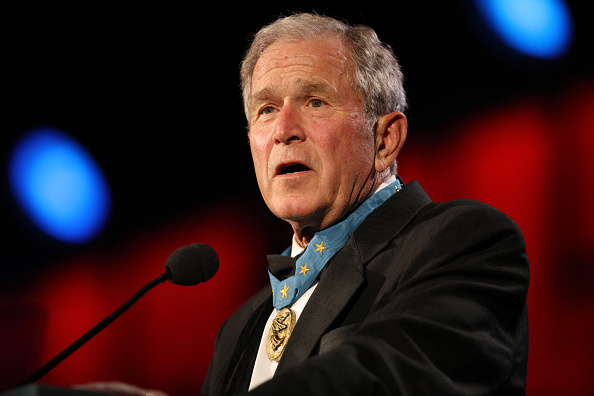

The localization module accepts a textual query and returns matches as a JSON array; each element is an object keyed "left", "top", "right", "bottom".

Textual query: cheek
[
  {"left": 316, "top": 123, "right": 374, "bottom": 169},
  {"left": 249, "top": 136, "right": 269, "bottom": 179},
  {"left": 248, "top": 136, "right": 284, "bottom": 214},
  {"left": 346, "top": 120, "right": 376, "bottom": 162}
]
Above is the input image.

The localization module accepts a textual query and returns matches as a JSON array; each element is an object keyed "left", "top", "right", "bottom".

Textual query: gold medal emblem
[{"left": 266, "top": 308, "right": 296, "bottom": 361}]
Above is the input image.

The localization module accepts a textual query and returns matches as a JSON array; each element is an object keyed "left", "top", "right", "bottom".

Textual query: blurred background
[{"left": 1, "top": 1, "right": 592, "bottom": 394}]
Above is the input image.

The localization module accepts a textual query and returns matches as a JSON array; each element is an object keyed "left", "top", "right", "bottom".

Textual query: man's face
[{"left": 248, "top": 38, "right": 377, "bottom": 237}]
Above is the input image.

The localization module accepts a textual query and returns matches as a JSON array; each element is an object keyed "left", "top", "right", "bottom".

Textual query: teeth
[{"left": 281, "top": 164, "right": 309, "bottom": 174}]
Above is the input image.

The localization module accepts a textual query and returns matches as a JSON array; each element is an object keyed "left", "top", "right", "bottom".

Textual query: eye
[
  {"left": 261, "top": 106, "right": 276, "bottom": 115},
  {"left": 310, "top": 99, "right": 324, "bottom": 108}
]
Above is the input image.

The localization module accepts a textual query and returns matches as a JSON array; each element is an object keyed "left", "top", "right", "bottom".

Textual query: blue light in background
[
  {"left": 475, "top": 0, "right": 573, "bottom": 59},
  {"left": 8, "top": 128, "right": 111, "bottom": 243}
]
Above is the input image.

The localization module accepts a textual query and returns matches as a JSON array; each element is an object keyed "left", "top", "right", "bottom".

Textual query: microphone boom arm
[{"left": 17, "top": 271, "right": 171, "bottom": 386}]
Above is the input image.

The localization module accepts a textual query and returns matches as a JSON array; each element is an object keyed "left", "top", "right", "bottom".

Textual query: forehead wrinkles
[{"left": 252, "top": 39, "right": 351, "bottom": 91}]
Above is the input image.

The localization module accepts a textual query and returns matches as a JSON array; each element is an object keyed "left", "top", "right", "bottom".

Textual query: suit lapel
[
  {"left": 222, "top": 293, "right": 273, "bottom": 395},
  {"left": 275, "top": 180, "right": 433, "bottom": 373},
  {"left": 354, "top": 180, "right": 433, "bottom": 263}
]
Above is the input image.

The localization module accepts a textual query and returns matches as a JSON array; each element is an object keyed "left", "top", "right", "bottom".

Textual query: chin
[{"left": 271, "top": 198, "right": 322, "bottom": 224}]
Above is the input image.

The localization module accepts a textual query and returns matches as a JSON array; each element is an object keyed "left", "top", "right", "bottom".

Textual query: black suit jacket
[{"left": 201, "top": 181, "right": 529, "bottom": 395}]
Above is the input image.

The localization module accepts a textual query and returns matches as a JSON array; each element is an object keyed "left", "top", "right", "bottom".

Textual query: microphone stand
[{"left": 17, "top": 271, "right": 171, "bottom": 386}]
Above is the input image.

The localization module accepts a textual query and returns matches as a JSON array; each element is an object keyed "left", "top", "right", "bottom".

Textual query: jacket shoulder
[{"left": 418, "top": 198, "right": 525, "bottom": 240}]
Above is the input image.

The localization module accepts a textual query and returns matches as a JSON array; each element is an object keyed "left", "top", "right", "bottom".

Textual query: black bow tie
[{"left": 267, "top": 254, "right": 296, "bottom": 280}]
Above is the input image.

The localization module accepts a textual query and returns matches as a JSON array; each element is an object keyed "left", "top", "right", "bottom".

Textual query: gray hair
[{"left": 240, "top": 13, "right": 407, "bottom": 123}]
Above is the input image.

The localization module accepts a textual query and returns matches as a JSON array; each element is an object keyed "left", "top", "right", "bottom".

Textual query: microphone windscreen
[{"left": 165, "top": 243, "right": 219, "bottom": 286}]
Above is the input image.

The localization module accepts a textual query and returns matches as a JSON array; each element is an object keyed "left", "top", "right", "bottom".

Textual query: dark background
[{"left": 1, "top": 2, "right": 593, "bottom": 395}]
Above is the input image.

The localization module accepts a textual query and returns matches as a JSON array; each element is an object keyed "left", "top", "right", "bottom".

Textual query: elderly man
[
  {"left": 201, "top": 12, "right": 529, "bottom": 396},
  {"left": 81, "top": 12, "right": 529, "bottom": 396}
]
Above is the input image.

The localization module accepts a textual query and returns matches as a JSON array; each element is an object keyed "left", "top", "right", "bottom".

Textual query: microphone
[
  {"left": 165, "top": 243, "right": 219, "bottom": 286},
  {"left": 17, "top": 243, "right": 219, "bottom": 386}
]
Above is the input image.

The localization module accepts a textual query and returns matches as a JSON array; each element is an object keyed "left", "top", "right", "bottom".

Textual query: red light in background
[{"left": 1, "top": 82, "right": 592, "bottom": 396}]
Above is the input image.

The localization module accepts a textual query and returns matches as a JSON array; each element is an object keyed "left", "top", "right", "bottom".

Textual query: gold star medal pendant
[
  {"left": 266, "top": 306, "right": 296, "bottom": 361},
  {"left": 266, "top": 244, "right": 327, "bottom": 361}
]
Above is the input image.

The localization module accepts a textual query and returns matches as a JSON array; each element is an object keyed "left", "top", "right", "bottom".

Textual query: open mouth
[{"left": 279, "top": 163, "right": 311, "bottom": 175}]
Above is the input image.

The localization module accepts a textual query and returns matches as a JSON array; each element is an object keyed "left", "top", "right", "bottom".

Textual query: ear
[{"left": 374, "top": 112, "right": 407, "bottom": 173}]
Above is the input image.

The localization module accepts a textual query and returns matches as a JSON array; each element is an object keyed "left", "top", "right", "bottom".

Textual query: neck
[
  {"left": 290, "top": 173, "right": 397, "bottom": 250},
  {"left": 293, "top": 230, "right": 315, "bottom": 249}
]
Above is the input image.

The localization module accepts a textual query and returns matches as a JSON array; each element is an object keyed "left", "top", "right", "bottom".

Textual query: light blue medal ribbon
[{"left": 269, "top": 179, "right": 402, "bottom": 309}]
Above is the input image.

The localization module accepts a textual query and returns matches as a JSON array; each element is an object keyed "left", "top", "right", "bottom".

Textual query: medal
[{"left": 266, "top": 308, "right": 296, "bottom": 361}]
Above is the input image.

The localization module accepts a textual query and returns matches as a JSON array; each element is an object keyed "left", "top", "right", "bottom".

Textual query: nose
[{"left": 274, "top": 104, "right": 305, "bottom": 145}]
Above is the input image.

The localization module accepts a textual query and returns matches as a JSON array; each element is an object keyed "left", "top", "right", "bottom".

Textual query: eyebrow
[
  {"left": 295, "top": 79, "right": 336, "bottom": 97},
  {"left": 251, "top": 86, "right": 278, "bottom": 106}
]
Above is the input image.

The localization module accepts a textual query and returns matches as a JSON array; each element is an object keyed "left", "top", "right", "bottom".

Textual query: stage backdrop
[
  {"left": 1, "top": 3, "right": 593, "bottom": 395},
  {"left": 1, "top": 81, "right": 592, "bottom": 395}
]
